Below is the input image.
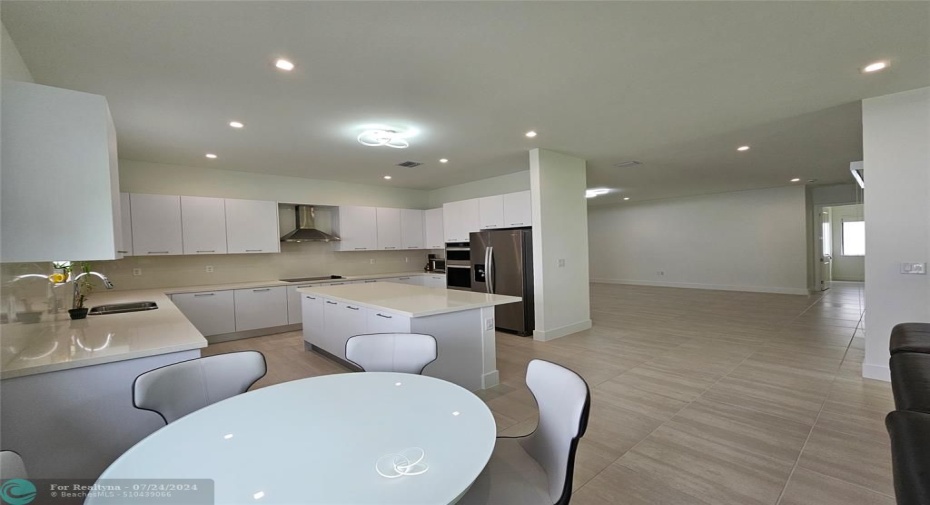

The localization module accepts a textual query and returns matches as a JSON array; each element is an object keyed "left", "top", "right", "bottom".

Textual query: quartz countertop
[
  {"left": 0, "top": 288, "right": 207, "bottom": 380},
  {"left": 297, "top": 283, "right": 521, "bottom": 318},
  {"left": 163, "top": 271, "right": 443, "bottom": 295}
]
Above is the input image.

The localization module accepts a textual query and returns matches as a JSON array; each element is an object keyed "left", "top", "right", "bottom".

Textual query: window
[{"left": 842, "top": 220, "right": 865, "bottom": 256}]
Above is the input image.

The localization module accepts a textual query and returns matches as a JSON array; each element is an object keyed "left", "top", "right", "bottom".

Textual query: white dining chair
[
  {"left": 0, "top": 451, "right": 28, "bottom": 479},
  {"left": 458, "top": 359, "right": 591, "bottom": 505},
  {"left": 345, "top": 333, "right": 437, "bottom": 374},
  {"left": 133, "top": 351, "right": 267, "bottom": 424}
]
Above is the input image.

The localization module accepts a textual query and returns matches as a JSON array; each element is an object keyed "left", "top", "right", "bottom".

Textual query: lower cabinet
[
  {"left": 301, "top": 293, "right": 325, "bottom": 345},
  {"left": 171, "top": 291, "right": 236, "bottom": 336},
  {"left": 308, "top": 296, "right": 412, "bottom": 361},
  {"left": 382, "top": 276, "right": 422, "bottom": 286},
  {"left": 422, "top": 274, "right": 446, "bottom": 288},
  {"left": 366, "top": 309, "right": 411, "bottom": 333},
  {"left": 234, "top": 286, "right": 288, "bottom": 331}
]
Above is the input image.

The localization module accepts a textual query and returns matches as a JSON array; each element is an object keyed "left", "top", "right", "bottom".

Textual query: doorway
[{"left": 814, "top": 203, "right": 865, "bottom": 291}]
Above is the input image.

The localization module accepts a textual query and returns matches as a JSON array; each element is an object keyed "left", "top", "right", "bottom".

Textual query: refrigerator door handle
[{"left": 488, "top": 246, "right": 494, "bottom": 294}]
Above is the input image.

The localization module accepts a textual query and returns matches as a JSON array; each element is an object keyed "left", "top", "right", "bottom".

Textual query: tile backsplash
[{"left": 1, "top": 244, "right": 433, "bottom": 317}]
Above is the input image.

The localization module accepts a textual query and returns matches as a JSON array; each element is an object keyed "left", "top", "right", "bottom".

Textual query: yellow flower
[{"left": 49, "top": 273, "right": 66, "bottom": 284}]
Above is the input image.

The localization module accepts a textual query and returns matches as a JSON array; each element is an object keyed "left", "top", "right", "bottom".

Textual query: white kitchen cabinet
[
  {"left": 335, "top": 206, "right": 378, "bottom": 251},
  {"left": 422, "top": 274, "right": 447, "bottom": 289},
  {"left": 234, "top": 286, "right": 288, "bottom": 331},
  {"left": 181, "top": 196, "right": 228, "bottom": 255},
  {"left": 287, "top": 284, "right": 328, "bottom": 324},
  {"left": 479, "top": 195, "right": 505, "bottom": 230},
  {"left": 225, "top": 199, "right": 280, "bottom": 254},
  {"left": 382, "top": 276, "right": 422, "bottom": 286},
  {"left": 301, "top": 293, "right": 325, "bottom": 345},
  {"left": 130, "top": 194, "right": 183, "bottom": 256},
  {"left": 171, "top": 290, "right": 236, "bottom": 336},
  {"left": 503, "top": 190, "right": 532, "bottom": 227},
  {"left": 376, "top": 207, "right": 402, "bottom": 250},
  {"left": 443, "top": 198, "right": 480, "bottom": 242},
  {"left": 401, "top": 209, "right": 425, "bottom": 249},
  {"left": 117, "top": 193, "right": 133, "bottom": 257},
  {"left": 1, "top": 81, "right": 122, "bottom": 262},
  {"left": 320, "top": 300, "right": 369, "bottom": 358},
  {"left": 424, "top": 208, "right": 444, "bottom": 249},
  {"left": 367, "top": 309, "right": 411, "bottom": 334}
]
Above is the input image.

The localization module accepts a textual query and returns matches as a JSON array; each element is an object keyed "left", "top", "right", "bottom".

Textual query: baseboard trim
[
  {"left": 590, "top": 278, "right": 810, "bottom": 296},
  {"left": 482, "top": 370, "right": 500, "bottom": 390},
  {"left": 206, "top": 323, "right": 301, "bottom": 344},
  {"left": 533, "top": 319, "right": 592, "bottom": 341},
  {"left": 862, "top": 363, "right": 891, "bottom": 382}
]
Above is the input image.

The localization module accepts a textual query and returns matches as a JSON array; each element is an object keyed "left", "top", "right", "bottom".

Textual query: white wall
[
  {"left": 1, "top": 21, "right": 33, "bottom": 83},
  {"left": 830, "top": 204, "right": 865, "bottom": 282},
  {"left": 119, "top": 159, "right": 429, "bottom": 209},
  {"left": 530, "top": 149, "right": 591, "bottom": 340},
  {"left": 426, "top": 170, "right": 530, "bottom": 208},
  {"left": 588, "top": 185, "right": 809, "bottom": 295},
  {"left": 862, "top": 87, "right": 930, "bottom": 382}
]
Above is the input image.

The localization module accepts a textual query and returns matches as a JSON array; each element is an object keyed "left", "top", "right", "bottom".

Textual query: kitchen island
[{"left": 298, "top": 282, "right": 521, "bottom": 390}]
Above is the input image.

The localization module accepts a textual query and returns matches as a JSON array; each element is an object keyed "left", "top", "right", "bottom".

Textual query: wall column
[
  {"left": 529, "top": 148, "right": 592, "bottom": 341},
  {"left": 862, "top": 87, "right": 930, "bottom": 381}
]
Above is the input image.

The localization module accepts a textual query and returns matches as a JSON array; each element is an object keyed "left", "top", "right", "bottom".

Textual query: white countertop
[
  {"left": 298, "top": 283, "right": 521, "bottom": 318},
  {"left": 0, "top": 288, "right": 207, "bottom": 380},
  {"left": 0, "top": 272, "right": 446, "bottom": 379}
]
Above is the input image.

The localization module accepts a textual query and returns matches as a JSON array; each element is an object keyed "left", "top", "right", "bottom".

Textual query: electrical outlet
[
  {"left": 485, "top": 318, "right": 495, "bottom": 331},
  {"left": 132, "top": 268, "right": 142, "bottom": 276},
  {"left": 205, "top": 265, "right": 214, "bottom": 273},
  {"left": 369, "top": 258, "right": 375, "bottom": 265},
  {"left": 405, "top": 257, "right": 409, "bottom": 263},
  {"left": 657, "top": 271, "right": 665, "bottom": 276},
  {"left": 558, "top": 259, "right": 566, "bottom": 267}
]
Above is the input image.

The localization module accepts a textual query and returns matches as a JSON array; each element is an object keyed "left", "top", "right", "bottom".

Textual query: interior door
[{"left": 820, "top": 209, "right": 833, "bottom": 291}]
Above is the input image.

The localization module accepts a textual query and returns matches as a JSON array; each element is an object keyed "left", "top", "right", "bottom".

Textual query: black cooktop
[{"left": 280, "top": 275, "right": 345, "bottom": 283}]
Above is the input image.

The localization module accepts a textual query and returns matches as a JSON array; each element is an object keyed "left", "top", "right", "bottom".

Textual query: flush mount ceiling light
[
  {"left": 790, "top": 178, "right": 801, "bottom": 182},
  {"left": 623, "top": 197, "right": 631, "bottom": 201},
  {"left": 357, "top": 126, "right": 417, "bottom": 149},
  {"left": 862, "top": 61, "right": 888, "bottom": 73},
  {"left": 383, "top": 175, "right": 392, "bottom": 180},
  {"left": 737, "top": 145, "right": 750, "bottom": 152},
  {"left": 205, "top": 153, "right": 217, "bottom": 159},
  {"left": 585, "top": 188, "right": 610, "bottom": 198},
  {"left": 275, "top": 59, "right": 295, "bottom": 71},
  {"left": 525, "top": 131, "right": 537, "bottom": 138},
  {"left": 229, "top": 121, "right": 244, "bottom": 129},
  {"left": 439, "top": 158, "right": 449, "bottom": 164}
]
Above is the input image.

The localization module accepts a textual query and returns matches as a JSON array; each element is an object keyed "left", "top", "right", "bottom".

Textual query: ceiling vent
[
  {"left": 613, "top": 160, "right": 643, "bottom": 168},
  {"left": 396, "top": 161, "right": 423, "bottom": 168}
]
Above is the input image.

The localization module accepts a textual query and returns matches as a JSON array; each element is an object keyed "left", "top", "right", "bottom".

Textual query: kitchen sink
[{"left": 88, "top": 301, "right": 158, "bottom": 315}]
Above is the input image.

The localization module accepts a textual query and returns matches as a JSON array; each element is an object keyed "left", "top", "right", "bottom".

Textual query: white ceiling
[{"left": 3, "top": 1, "right": 928, "bottom": 204}]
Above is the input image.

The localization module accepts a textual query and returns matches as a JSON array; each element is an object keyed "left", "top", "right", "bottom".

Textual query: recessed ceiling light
[
  {"left": 229, "top": 121, "right": 244, "bottom": 129},
  {"left": 205, "top": 153, "right": 217, "bottom": 159},
  {"left": 790, "top": 178, "right": 801, "bottom": 182},
  {"left": 383, "top": 175, "right": 392, "bottom": 180},
  {"left": 623, "top": 197, "right": 630, "bottom": 201},
  {"left": 525, "top": 131, "right": 537, "bottom": 138},
  {"left": 737, "top": 145, "right": 750, "bottom": 152},
  {"left": 862, "top": 61, "right": 888, "bottom": 73},
  {"left": 439, "top": 158, "right": 448, "bottom": 163},
  {"left": 275, "top": 59, "right": 295, "bottom": 71}
]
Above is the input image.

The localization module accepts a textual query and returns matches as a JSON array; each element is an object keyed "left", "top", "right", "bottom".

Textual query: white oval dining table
[{"left": 89, "top": 372, "right": 497, "bottom": 505}]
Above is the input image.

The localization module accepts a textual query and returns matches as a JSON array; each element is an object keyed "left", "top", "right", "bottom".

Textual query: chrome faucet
[{"left": 72, "top": 271, "right": 115, "bottom": 290}]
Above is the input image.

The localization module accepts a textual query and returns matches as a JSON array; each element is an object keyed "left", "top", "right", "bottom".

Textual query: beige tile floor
[{"left": 204, "top": 281, "right": 895, "bottom": 505}]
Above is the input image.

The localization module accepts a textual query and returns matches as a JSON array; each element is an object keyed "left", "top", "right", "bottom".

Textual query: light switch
[{"left": 900, "top": 262, "right": 927, "bottom": 275}]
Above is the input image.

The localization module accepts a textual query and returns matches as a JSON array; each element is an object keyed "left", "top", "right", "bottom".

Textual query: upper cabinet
[
  {"left": 376, "top": 207, "right": 402, "bottom": 250},
  {"left": 181, "top": 196, "right": 228, "bottom": 255},
  {"left": 400, "top": 209, "right": 425, "bottom": 250},
  {"left": 1, "top": 81, "right": 122, "bottom": 261},
  {"left": 443, "top": 199, "right": 480, "bottom": 242},
  {"left": 503, "top": 190, "right": 532, "bottom": 227},
  {"left": 225, "top": 199, "right": 280, "bottom": 254},
  {"left": 335, "top": 206, "right": 378, "bottom": 251},
  {"left": 130, "top": 194, "right": 183, "bottom": 256},
  {"left": 479, "top": 195, "right": 504, "bottom": 230},
  {"left": 424, "top": 208, "right": 444, "bottom": 249}
]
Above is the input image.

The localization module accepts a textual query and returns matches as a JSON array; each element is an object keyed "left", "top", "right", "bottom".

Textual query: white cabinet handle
[
  {"left": 511, "top": 222, "right": 524, "bottom": 226},
  {"left": 194, "top": 293, "right": 215, "bottom": 297},
  {"left": 246, "top": 249, "right": 263, "bottom": 252},
  {"left": 399, "top": 277, "right": 410, "bottom": 280},
  {"left": 347, "top": 306, "right": 360, "bottom": 311},
  {"left": 364, "top": 280, "right": 377, "bottom": 283},
  {"left": 355, "top": 248, "right": 367, "bottom": 250},
  {"left": 305, "top": 296, "right": 316, "bottom": 300},
  {"left": 196, "top": 250, "right": 215, "bottom": 253},
  {"left": 385, "top": 247, "right": 396, "bottom": 250},
  {"left": 117, "top": 250, "right": 129, "bottom": 254},
  {"left": 326, "top": 301, "right": 337, "bottom": 305},
  {"left": 407, "top": 246, "right": 418, "bottom": 249},
  {"left": 147, "top": 251, "right": 169, "bottom": 254},
  {"left": 253, "top": 288, "right": 271, "bottom": 292},
  {"left": 376, "top": 313, "right": 392, "bottom": 319}
]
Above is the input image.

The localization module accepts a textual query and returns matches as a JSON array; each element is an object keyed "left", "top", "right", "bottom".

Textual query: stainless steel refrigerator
[{"left": 470, "top": 229, "right": 534, "bottom": 336}]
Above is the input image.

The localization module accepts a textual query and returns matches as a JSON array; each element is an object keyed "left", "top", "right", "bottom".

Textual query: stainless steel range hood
[{"left": 281, "top": 206, "right": 341, "bottom": 243}]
